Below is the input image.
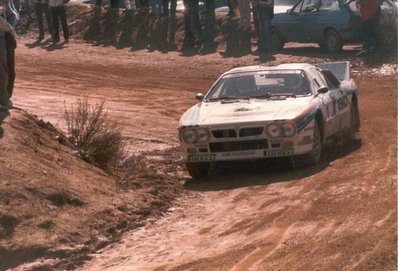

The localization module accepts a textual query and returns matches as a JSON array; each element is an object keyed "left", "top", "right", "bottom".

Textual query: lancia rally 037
[{"left": 178, "top": 62, "right": 360, "bottom": 179}]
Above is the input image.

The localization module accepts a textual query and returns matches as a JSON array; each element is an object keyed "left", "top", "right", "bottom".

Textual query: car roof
[{"left": 225, "top": 63, "right": 314, "bottom": 75}]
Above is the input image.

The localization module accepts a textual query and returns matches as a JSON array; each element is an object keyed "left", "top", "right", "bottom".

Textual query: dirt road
[{"left": 12, "top": 36, "right": 397, "bottom": 270}]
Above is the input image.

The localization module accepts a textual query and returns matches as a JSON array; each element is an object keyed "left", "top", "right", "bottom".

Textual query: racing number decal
[{"left": 337, "top": 96, "right": 349, "bottom": 110}]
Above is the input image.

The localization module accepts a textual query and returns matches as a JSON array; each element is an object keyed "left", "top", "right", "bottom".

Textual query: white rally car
[{"left": 178, "top": 62, "right": 360, "bottom": 178}]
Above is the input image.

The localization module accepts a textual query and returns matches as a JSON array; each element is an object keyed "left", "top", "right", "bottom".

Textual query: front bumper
[{"left": 180, "top": 121, "right": 316, "bottom": 163}]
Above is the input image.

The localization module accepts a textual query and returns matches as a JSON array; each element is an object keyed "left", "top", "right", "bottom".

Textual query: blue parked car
[{"left": 271, "top": 0, "right": 396, "bottom": 52}]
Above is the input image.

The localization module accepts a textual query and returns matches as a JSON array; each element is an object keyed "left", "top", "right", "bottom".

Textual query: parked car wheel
[
  {"left": 324, "top": 29, "right": 343, "bottom": 53},
  {"left": 186, "top": 162, "right": 210, "bottom": 179},
  {"left": 271, "top": 28, "right": 285, "bottom": 51}
]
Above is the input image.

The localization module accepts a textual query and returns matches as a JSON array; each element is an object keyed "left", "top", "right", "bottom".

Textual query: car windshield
[{"left": 206, "top": 70, "right": 312, "bottom": 101}]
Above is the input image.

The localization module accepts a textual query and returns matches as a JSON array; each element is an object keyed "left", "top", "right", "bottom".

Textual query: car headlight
[
  {"left": 181, "top": 129, "right": 196, "bottom": 144},
  {"left": 266, "top": 122, "right": 296, "bottom": 138},
  {"left": 181, "top": 128, "right": 210, "bottom": 144},
  {"left": 266, "top": 123, "right": 281, "bottom": 138},
  {"left": 197, "top": 128, "right": 210, "bottom": 143},
  {"left": 282, "top": 123, "right": 296, "bottom": 137}
]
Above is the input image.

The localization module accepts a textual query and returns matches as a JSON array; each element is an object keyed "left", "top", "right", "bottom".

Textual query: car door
[
  {"left": 312, "top": 69, "right": 345, "bottom": 138},
  {"left": 321, "top": 69, "right": 352, "bottom": 138},
  {"left": 285, "top": 0, "right": 324, "bottom": 42}
]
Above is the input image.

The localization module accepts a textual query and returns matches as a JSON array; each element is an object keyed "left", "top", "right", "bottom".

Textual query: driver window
[
  {"left": 318, "top": 0, "right": 339, "bottom": 11},
  {"left": 301, "top": 0, "right": 320, "bottom": 12}
]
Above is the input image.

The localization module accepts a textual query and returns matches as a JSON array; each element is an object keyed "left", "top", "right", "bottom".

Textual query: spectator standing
[
  {"left": 13, "top": 0, "right": 32, "bottom": 21},
  {"left": 124, "top": 0, "right": 137, "bottom": 11},
  {"left": 162, "top": 0, "right": 176, "bottom": 16},
  {"left": 4, "top": 0, "right": 18, "bottom": 104},
  {"left": 0, "top": 0, "right": 17, "bottom": 109},
  {"left": 33, "top": 0, "right": 53, "bottom": 39},
  {"left": 0, "top": 16, "right": 9, "bottom": 109},
  {"left": 182, "top": 0, "right": 202, "bottom": 49},
  {"left": 49, "top": 0, "right": 69, "bottom": 43},
  {"left": 151, "top": 0, "right": 162, "bottom": 15},
  {"left": 253, "top": 0, "right": 274, "bottom": 54},
  {"left": 238, "top": 0, "right": 251, "bottom": 53},
  {"left": 203, "top": 0, "right": 215, "bottom": 50},
  {"left": 345, "top": 0, "right": 380, "bottom": 56}
]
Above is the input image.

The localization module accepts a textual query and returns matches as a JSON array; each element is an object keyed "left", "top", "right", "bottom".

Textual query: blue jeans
[{"left": 257, "top": 15, "right": 271, "bottom": 52}]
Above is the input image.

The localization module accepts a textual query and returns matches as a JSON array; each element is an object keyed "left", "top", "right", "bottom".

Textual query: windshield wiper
[
  {"left": 209, "top": 96, "right": 252, "bottom": 103},
  {"left": 253, "top": 92, "right": 297, "bottom": 99}
]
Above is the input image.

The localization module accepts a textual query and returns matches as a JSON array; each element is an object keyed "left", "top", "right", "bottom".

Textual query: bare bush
[{"left": 63, "top": 98, "right": 126, "bottom": 170}]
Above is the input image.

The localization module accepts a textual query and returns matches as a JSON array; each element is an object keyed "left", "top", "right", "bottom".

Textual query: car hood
[{"left": 179, "top": 97, "right": 314, "bottom": 127}]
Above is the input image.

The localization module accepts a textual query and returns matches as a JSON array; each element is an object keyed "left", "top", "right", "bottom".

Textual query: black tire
[
  {"left": 271, "top": 28, "right": 285, "bottom": 51},
  {"left": 185, "top": 162, "right": 210, "bottom": 180},
  {"left": 324, "top": 29, "right": 343, "bottom": 53},
  {"left": 346, "top": 103, "right": 359, "bottom": 142},
  {"left": 303, "top": 121, "right": 322, "bottom": 165}
]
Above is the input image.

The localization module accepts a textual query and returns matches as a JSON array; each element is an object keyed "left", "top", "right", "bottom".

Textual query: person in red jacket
[{"left": 345, "top": 0, "right": 381, "bottom": 56}]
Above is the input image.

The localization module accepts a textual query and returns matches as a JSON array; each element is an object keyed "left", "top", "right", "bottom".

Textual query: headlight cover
[
  {"left": 181, "top": 129, "right": 196, "bottom": 144},
  {"left": 266, "top": 123, "right": 281, "bottom": 138},
  {"left": 181, "top": 128, "right": 210, "bottom": 144},
  {"left": 266, "top": 122, "right": 296, "bottom": 138},
  {"left": 281, "top": 123, "right": 296, "bottom": 137},
  {"left": 196, "top": 128, "right": 210, "bottom": 143}
]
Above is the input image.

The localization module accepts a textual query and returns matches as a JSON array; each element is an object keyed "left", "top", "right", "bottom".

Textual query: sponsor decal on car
[{"left": 299, "top": 135, "right": 313, "bottom": 145}]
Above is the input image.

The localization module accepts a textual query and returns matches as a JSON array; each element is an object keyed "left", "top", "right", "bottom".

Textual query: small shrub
[{"left": 63, "top": 98, "right": 126, "bottom": 170}]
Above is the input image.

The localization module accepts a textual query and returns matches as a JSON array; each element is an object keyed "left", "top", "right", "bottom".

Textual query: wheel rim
[{"left": 327, "top": 35, "right": 337, "bottom": 51}]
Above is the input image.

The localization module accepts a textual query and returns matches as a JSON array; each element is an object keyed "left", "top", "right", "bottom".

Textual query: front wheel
[
  {"left": 303, "top": 121, "right": 322, "bottom": 165},
  {"left": 185, "top": 162, "right": 210, "bottom": 180},
  {"left": 346, "top": 102, "right": 360, "bottom": 142},
  {"left": 324, "top": 29, "right": 343, "bottom": 53}
]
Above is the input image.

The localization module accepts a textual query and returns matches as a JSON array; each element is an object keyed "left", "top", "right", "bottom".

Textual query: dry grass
[{"left": 63, "top": 98, "right": 126, "bottom": 171}]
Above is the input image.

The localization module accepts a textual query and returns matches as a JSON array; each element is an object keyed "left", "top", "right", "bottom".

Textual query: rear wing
[{"left": 316, "top": 61, "right": 351, "bottom": 82}]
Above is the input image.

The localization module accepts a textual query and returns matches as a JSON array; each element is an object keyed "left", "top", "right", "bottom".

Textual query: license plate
[
  {"left": 264, "top": 150, "right": 294, "bottom": 157},
  {"left": 187, "top": 154, "right": 216, "bottom": 162}
]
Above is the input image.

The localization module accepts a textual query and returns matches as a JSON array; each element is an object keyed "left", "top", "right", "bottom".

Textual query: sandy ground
[{"left": 1, "top": 4, "right": 397, "bottom": 270}]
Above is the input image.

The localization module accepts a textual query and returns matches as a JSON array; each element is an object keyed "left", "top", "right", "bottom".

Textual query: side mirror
[
  {"left": 317, "top": 86, "right": 329, "bottom": 94},
  {"left": 196, "top": 93, "right": 205, "bottom": 101}
]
